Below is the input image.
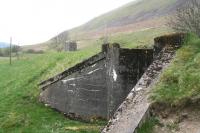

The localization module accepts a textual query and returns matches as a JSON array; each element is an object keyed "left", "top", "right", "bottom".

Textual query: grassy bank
[
  {"left": 151, "top": 34, "right": 200, "bottom": 107},
  {"left": 109, "top": 28, "right": 170, "bottom": 48},
  {"left": 48, "top": 27, "right": 171, "bottom": 51},
  {"left": 0, "top": 48, "right": 105, "bottom": 133},
  {"left": 137, "top": 117, "right": 159, "bottom": 133},
  {"left": 138, "top": 34, "right": 200, "bottom": 133}
]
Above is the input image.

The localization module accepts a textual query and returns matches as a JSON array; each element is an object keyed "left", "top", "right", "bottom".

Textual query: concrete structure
[
  {"left": 102, "top": 33, "right": 186, "bottom": 133},
  {"left": 39, "top": 43, "right": 153, "bottom": 120},
  {"left": 64, "top": 41, "right": 77, "bottom": 51}
]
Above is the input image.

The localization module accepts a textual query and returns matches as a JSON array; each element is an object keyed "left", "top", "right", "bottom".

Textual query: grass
[
  {"left": 137, "top": 117, "right": 159, "bottom": 133},
  {"left": 41, "top": 47, "right": 100, "bottom": 80},
  {"left": 109, "top": 28, "right": 170, "bottom": 48},
  {"left": 0, "top": 25, "right": 170, "bottom": 133},
  {"left": 138, "top": 34, "right": 200, "bottom": 133},
  {"left": 0, "top": 48, "right": 106, "bottom": 133},
  {"left": 151, "top": 34, "right": 200, "bottom": 107},
  {"left": 74, "top": 27, "right": 171, "bottom": 50},
  {"left": 1, "top": 29, "right": 199, "bottom": 133},
  {"left": 0, "top": 27, "right": 173, "bottom": 132}
]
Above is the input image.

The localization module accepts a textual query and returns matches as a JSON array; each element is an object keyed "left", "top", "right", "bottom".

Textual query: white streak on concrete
[
  {"left": 87, "top": 68, "right": 100, "bottom": 74},
  {"left": 113, "top": 69, "right": 117, "bottom": 81},
  {"left": 91, "top": 64, "right": 96, "bottom": 67},
  {"left": 78, "top": 87, "right": 101, "bottom": 92},
  {"left": 62, "top": 77, "right": 82, "bottom": 84},
  {"left": 135, "top": 87, "right": 143, "bottom": 91},
  {"left": 62, "top": 78, "right": 75, "bottom": 83},
  {"left": 69, "top": 84, "right": 76, "bottom": 86},
  {"left": 67, "top": 90, "right": 74, "bottom": 93},
  {"left": 79, "top": 99, "right": 88, "bottom": 102}
]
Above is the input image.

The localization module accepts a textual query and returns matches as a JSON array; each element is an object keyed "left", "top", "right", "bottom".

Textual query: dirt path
[{"left": 153, "top": 106, "right": 200, "bottom": 133}]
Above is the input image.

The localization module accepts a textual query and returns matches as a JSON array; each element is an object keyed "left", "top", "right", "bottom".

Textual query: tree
[
  {"left": 3, "top": 48, "right": 10, "bottom": 57},
  {"left": 12, "top": 45, "right": 21, "bottom": 59},
  {"left": 0, "top": 48, "right": 3, "bottom": 56},
  {"left": 48, "top": 31, "right": 69, "bottom": 52},
  {"left": 168, "top": 0, "right": 200, "bottom": 36},
  {"left": 0, "top": 45, "right": 21, "bottom": 57}
]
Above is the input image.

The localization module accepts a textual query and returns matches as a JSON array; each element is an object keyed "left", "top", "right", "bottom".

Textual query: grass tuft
[{"left": 137, "top": 117, "right": 159, "bottom": 133}]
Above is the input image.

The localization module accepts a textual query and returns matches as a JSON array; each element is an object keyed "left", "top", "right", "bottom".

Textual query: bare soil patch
[{"left": 152, "top": 105, "right": 200, "bottom": 133}]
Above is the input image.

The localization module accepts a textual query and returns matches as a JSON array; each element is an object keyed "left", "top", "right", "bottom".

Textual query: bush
[
  {"left": 168, "top": 0, "right": 200, "bottom": 37},
  {"left": 25, "top": 49, "right": 44, "bottom": 54}
]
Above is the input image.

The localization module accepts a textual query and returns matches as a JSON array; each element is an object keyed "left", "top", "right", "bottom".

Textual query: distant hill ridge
[
  {"left": 29, "top": 0, "right": 188, "bottom": 51},
  {"left": 53, "top": 0, "right": 187, "bottom": 41}
]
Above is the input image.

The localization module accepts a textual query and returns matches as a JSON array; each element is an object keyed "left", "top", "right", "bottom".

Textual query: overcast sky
[{"left": 0, "top": 0, "right": 135, "bottom": 45}]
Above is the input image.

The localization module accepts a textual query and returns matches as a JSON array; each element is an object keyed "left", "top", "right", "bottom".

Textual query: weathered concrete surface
[
  {"left": 102, "top": 46, "right": 177, "bottom": 133},
  {"left": 40, "top": 44, "right": 153, "bottom": 120},
  {"left": 40, "top": 59, "right": 107, "bottom": 119},
  {"left": 106, "top": 44, "right": 153, "bottom": 117},
  {"left": 39, "top": 52, "right": 106, "bottom": 89},
  {"left": 102, "top": 33, "right": 185, "bottom": 133},
  {"left": 154, "top": 33, "right": 185, "bottom": 56}
]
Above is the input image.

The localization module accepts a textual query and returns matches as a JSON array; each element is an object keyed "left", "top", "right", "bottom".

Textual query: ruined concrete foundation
[
  {"left": 39, "top": 43, "right": 153, "bottom": 120},
  {"left": 39, "top": 33, "right": 185, "bottom": 132},
  {"left": 102, "top": 33, "right": 185, "bottom": 133}
]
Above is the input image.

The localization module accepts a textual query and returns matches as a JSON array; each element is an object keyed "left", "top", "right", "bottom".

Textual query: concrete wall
[
  {"left": 40, "top": 59, "right": 107, "bottom": 120},
  {"left": 65, "top": 41, "right": 77, "bottom": 51},
  {"left": 154, "top": 33, "right": 185, "bottom": 55},
  {"left": 105, "top": 44, "right": 153, "bottom": 117},
  {"left": 39, "top": 52, "right": 106, "bottom": 89},
  {"left": 40, "top": 43, "right": 154, "bottom": 120},
  {"left": 102, "top": 33, "right": 186, "bottom": 133}
]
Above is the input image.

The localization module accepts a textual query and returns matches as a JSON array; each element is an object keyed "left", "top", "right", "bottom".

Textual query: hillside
[
  {"left": 26, "top": 0, "right": 188, "bottom": 51},
  {"left": 49, "top": 0, "right": 186, "bottom": 45},
  {"left": 0, "top": 49, "right": 106, "bottom": 132}
]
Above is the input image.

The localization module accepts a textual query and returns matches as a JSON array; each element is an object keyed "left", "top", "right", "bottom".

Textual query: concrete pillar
[{"left": 105, "top": 43, "right": 124, "bottom": 118}]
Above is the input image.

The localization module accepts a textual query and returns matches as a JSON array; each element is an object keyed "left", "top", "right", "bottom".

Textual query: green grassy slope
[
  {"left": 71, "top": 27, "right": 171, "bottom": 51},
  {"left": 109, "top": 28, "right": 170, "bottom": 48},
  {"left": 137, "top": 34, "right": 200, "bottom": 133},
  {"left": 0, "top": 48, "right": 105, "bottom": 133},
  {"left": 151, "top": 34, "right": 200, "bottom": 107},
  {"left": 137, "top": 117, "right": 159, "bottom": 133}
]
